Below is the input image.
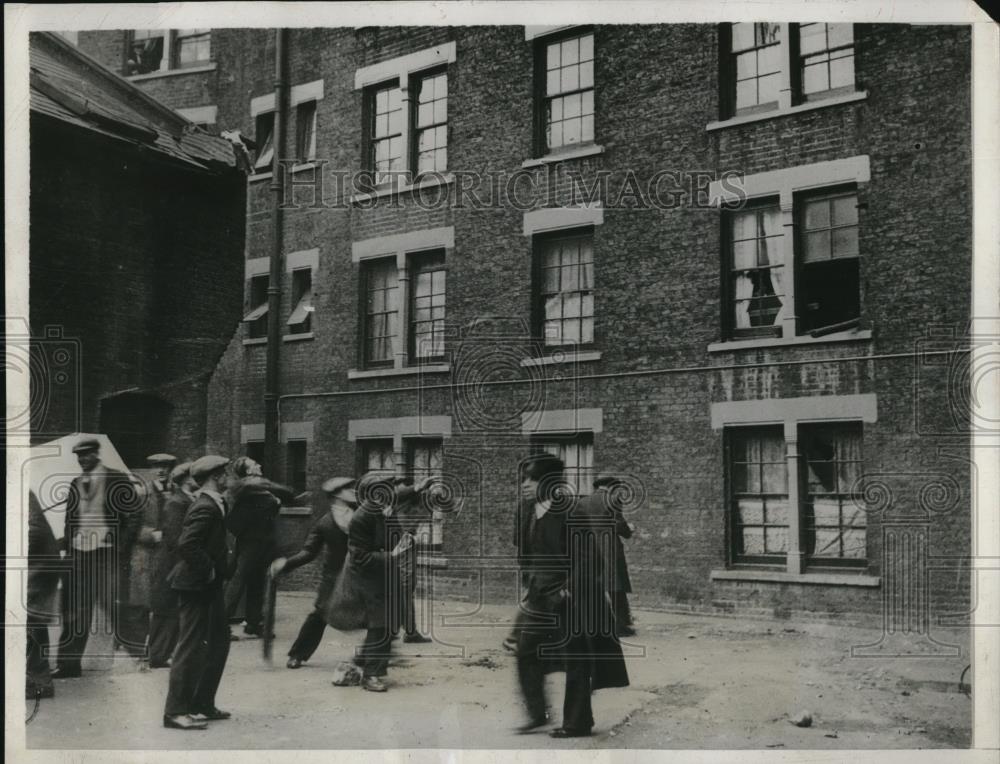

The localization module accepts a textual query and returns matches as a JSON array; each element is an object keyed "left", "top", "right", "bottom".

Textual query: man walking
[
  {"left": 590, "top": 473, "right": 636, "bottom": 637},
  {"left": 163, "top": 455, "right": 233, "bottom": 730},
  {"left": 147, "top": 461, "right": 195, "bottom": 668},
  {"left": 271, "top": 476, "right": 357, "bottom": 668},
  {"left": 513, "top": 454, "right": 629, "bottom": 738},
  {"left": 53, "top": 437, "right": 139, "bottom": 679}
]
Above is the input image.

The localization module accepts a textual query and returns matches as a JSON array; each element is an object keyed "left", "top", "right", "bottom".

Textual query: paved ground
[{"left": 24, "top": 593, "right": 972, "bottom": 750}]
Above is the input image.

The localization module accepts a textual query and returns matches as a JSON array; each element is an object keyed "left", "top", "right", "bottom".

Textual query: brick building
[
  {"left": 29, "top": 31, "right": 248, "bottom": 462},
  {"left": 75, "top": 24, "right": 972, "bottom": 628}
]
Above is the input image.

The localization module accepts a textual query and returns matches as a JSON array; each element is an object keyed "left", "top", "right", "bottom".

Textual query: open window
[
  {"left": 287, "top": 268, "right": 313, "bottom": 336},
  {"left": 243, "top": 274, "right": 269, "bottom": 339},
  {"left": 797, "top": 190, "right": 860, "bottom": 334},
  {"left": 295, "top": 100, "right": 317, "bottom": 163},
  {"left": 254, "top": 112, "right": 275, "bottom": 172}
]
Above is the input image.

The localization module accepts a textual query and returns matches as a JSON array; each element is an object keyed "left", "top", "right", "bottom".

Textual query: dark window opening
[
  {"left": 287, "top": 268, "right": 313, "bottom": 335},
  {"left": 244, "top": 274, "right": 269, "bottom": 339}
]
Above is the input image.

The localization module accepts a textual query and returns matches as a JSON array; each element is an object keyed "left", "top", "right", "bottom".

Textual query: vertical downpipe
[{"left": 264, "top": 28, "right": 288, "bottom": 474}]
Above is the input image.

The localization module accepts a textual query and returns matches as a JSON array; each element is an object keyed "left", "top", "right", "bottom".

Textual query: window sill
[
  {"left": 347, "top": 364, "right": 450, "bottom": 380},
  {"left": 127, "top": 63, "right": 218, "bottom": 82},
  {"left": 279, "top": 506, "right": 313, "bottom": 517},
  {"left": 249, "top": 171, "right": 273, "bottom": 183},
  {"left": 283, "top": 332, "right": 314, "bottom": 342},
  {"left": 522, "top": 144, "right": 605, "bottom": 168},
  {"left": 350, "top": 172, "right": 455, "bottom": 204},
  {"left": 706, "top": 91, "right": 868, "bottom": 131},
  {"left": 417, "top": 554, "right": 448, "bottom": 568},
  {"left": 711, "top": 569, "right": 880, "bottom": 587},
  {"left": 521, "top": 350, "right": 602, "bottom": 367},
  {"left": 242, "top": 337, "right": 268, "bottom": 347},
  {"left": 708, "top": 328, "right": 872, "bottom": 353}
]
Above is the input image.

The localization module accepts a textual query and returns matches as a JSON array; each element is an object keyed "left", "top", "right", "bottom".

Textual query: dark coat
[
  {"left": 515, "top": 496, "right": 630, "bottom": 691},
  {"left": 225, "top": 477, "right": 293, "bottom": 541},
  {"left": 578, "top": 487, "right": 633, "bottom": 594},
  {"left": 27, "top": 491, "right": 61, "bottom": 619},
  {"left": 168, "top": 492, "right": 229, "bottom": 591},
  {"left": 150, "top": 488, "right": 192, "bottom": 612},
  {"left": 347, "top": 505, "right": 407, "bottom": 630},
  {"left": 284, "top": 509, "right": 351, "bottom": 610},
  {"left": 129, "top": 479, "right": 169, "bottom": 608}
]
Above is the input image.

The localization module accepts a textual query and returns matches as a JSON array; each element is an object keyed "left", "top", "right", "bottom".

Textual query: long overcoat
[
  {"left": 344, "top": 503, "right": 407, "bottom": 631},
  {"left": 149, "top": 488, "right": 192, "bottom": 613},
  {"left": 515, "top": 496, "right": 629, "bottom": 691}
]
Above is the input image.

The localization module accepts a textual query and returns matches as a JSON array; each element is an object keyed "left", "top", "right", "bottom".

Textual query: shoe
[
  {"left": 51, "top": 667, "right": 82, "bottom": 679},
  {"left": 193, "top": 707, "right": 231, "bottom": 720},
  {"left": 229, "top": 632, "right": 239, "bottom": 642},
  {"left": 287, "top": 657, "right": 304, "bottom": 669},
  {"left": 163, "top": 714, "right": 208, "bottom": 730},
  {"left": 502, "top": 637, "right": 518, "bottom": 653},
  {"left": 403, "top": 632, "right": 432, "bottom": 644},
  {"left": 149, "top": 661, "right": 171, "bottom": 669},
  {"left": 361, "top": 675, "right": 388, "bottom": 692},
  {"left": 549, "top": 727, "right": 592, "bottom": 738},
  {"left": 515, "top": 713, "right": 550, "bottom": 733}
]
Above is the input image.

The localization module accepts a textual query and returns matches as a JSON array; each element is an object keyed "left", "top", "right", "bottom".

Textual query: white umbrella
[{"left": 27, "top": 433, "right": 139, "bottom": 541}]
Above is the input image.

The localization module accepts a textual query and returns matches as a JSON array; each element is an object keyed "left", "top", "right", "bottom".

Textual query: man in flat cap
[
  {"left": 590, "top": 474, "right": 636, "bottom": 637},
  {"left": 147, "top": 461, "right": 196, "bottom": 668},
  {"left": 124, "top": 453, "right": 180, "bottom": 657},
  {"left": 271, "top": 476, "right": 358, "bottom": 668},
  {"left": 53, "top": 437, "right": 140, "bottom": 679},
  {"left": 163, "top": 455, "right": 233, "bottom": 730}
]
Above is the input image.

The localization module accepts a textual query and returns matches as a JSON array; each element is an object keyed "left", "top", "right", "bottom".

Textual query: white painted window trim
[
  {"left": 709, "top": 155, "right": 870, "bottom": 342},
  {"left": 354, "top": 42, "right": 457, "bottom": 90},
  {"left": 521, "top": 144, "right": 605, "bottom": 168},
  {"left": 710, "top": 569, "right": 880, "bottom": 587},
  {"left": 707, "top": 328, "right": 872, "bottom": 353},
  {"left": 251, "top": 79, "right": 325, "bottom": 118},
  {"left": 244, "top": 257, "right": 270, "bottom": 279},
  {"left": 127, "top": 63, "right": 217, "bottom": 82},
  {"left": 352, "top": 227, "right": 455, "bottom": 263},
  {"left": 521, "top": 350, "right": 602, "bottom": 368},
  {"left": 707, "top": 91, "right": 868, "bottom": 131},
  {"left": 347, "top": 364, "right": 450, "bottom": 380},
  {"left": 713, "top": 393, "right": 876, "bottom": 577},
  {"left": 285, "top": 248, "right": 319, "bottom": 273},
  {"left": 524, "top": 25, "right": 580, "bottom": 42},
  {"left": 521, "top": 408, "right": 603, "bottom": 435},
  {"left": 240, "top": 422, "right": 315, "bottom": 442},
  {"left": 523, "top": 206, "right": 604, "bottom": 237},
  {"left": 176, "top": 105, "right": 218, "bottom": 124},
  {"left": 348, "top": 416, "right": 452, "bottom": 441}
]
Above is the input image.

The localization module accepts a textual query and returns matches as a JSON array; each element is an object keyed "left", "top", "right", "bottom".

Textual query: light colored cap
[
  {"left": 190, "top": 455, "right": 230, "bottom": 483},
  {"left": 72, "top": 437, "right": 100, "bottom": 454},
  {"left": 169, "top": 461, "right": 193, "bottom": 483},
  {"left": 147, "top": 453, "right": 177, "bottom": 465},
  {"left": 322, "top": 476, "right": 356, "bottom": 495}
]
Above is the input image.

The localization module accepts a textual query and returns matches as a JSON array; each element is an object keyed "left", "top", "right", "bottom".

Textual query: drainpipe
[{"left": 264, "top": 28, "right": 288, "bottom": 474}]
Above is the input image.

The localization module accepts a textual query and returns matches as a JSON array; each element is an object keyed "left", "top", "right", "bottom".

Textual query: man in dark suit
[
  {"left": 271, "top": 476, "right": 357, "bottom": 668},
  {"left": 591, "top": 474, "right": 636, "bottom": 637},
  {"left": 147, "top": 461, "right": 195, "bottom": 668},
  {"left": 53, "top": 437, "right": 140, "bottom": 679},
  {"left": 27, "top": 490, "right": 62, "bottom": 698},
  {"left": 514, "top": 453, "right": 629, "bottom": 738},
  {"left": 163, "top": 455, "right": 233, "bottom": 731}
]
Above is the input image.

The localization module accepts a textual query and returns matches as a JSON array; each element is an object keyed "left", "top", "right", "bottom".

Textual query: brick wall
[{"left": 77, "top": 24, "right": 972, "bottom": 623}]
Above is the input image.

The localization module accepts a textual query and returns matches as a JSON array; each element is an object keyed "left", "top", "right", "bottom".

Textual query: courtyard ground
[{"left": 23, "top": 592, "right": 972, "bottom": 750}]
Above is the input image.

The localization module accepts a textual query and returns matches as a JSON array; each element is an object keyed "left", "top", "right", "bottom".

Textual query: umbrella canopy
[{"left": 27, "top": 433, "right": 137, "bottom": 541}]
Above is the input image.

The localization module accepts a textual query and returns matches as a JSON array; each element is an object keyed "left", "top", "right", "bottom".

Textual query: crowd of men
[{"left": 25, "top": 437, "right": 637, "bottom": 739}]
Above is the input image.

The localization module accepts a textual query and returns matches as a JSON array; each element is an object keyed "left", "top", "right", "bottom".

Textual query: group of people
[{"left": 26, "top": 436, "right": 638, "bottom": 739}]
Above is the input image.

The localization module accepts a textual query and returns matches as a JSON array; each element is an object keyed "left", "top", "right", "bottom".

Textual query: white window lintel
[
  {"left": 521, "top": 408, "right": 603, "bottom": 435},
  {"left": 709, "top": 156, "right": 871, "bottom": 207},
  {"left": 352, "top": 227, "right": 455, "bottom": 263},
  {"left": 245, "top": 257, "right": 270, "bottom": 279},
  {"left": 523, "top": 206, "right": 604, "bottom": 237},
  {"left": 710, "top": 394, "right": 877, "bottom": 430},
  {"left": 354, "top": 42, "right": 456, "bottom": 90},
  {"left": 348, "top": 416, "right": 453, "bottom": 441},
  {"left": 286, "top": 248, "right": 319, "bottom": 273}
]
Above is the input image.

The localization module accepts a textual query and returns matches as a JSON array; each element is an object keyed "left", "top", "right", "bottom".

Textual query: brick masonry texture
[{"left": 76, "top": 24, "right": 973, "bottom": 621}]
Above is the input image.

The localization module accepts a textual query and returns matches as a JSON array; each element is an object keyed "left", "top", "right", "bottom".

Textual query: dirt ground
[{"left": 23, "top": 592, "right": 972, "bottom": 750}]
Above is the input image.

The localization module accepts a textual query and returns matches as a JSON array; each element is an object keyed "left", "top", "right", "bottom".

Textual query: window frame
[
  {"left": 530, "top": 431, "right": 595, "bottom": 496},
  {"left": 126, "top": 29, "right": 212, "bottom": 76},
  {"left": 254, "top": 111, "right": 275, "bottom": 172},
  {"left": 405, "top": 437, "right": 445, "bottom": 554},
  {"left": 532, "top": 227, "right": 596, "bottom": 352},
  {"left": 793, "top": 185, "right": 862, "bottom": 335},
  {"left": 360, "top": 256, "right": 400, "bottom": 369},
  {"left": 533, "top": 26, "right": 596, "bottom": 158},
  {"left": 172, "top": 28, "right": 212, "bottom": 70},
  {"left": 295, "top": 100, "right": 318, "bottom": 164},
  {"left": 408, "top": 249, "right": 448, "bottom": 363},
  {"left": 364, "top": 78, "right": 404, "bottom": 187},
  {"left": 722, "top": 197, "right": 786, "bottom": 340},
  {"left": 719, "top": 22, "right": 857, "bottom": 121},
  {"left": 243, "top": 274, "right": 269, "bottom": 340},
  {"left": 726, "top": 426, "right": 790, "bottom": 565},
  {"left": 410, "top": 66, "right": 449, "bottom": 178},
  {"left": 286, "top": 439, "right": 308, "bottom": 496},
  {"left": 357, "top": 438, "right": 396, "bottom": 476},
  {"left": 286, "top": 267, "right": 314, "bottom": 336}
]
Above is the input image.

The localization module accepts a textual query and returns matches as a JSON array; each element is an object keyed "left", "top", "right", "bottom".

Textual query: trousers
[
  {"left": 355, "top": 626, "right": 392, "bottom": 677},
  {"left": 288, "top": 608, "right": 327, "bottom": 660},
  {"left": 164, "top": 586, "right": 230, "bottom": 716},
  {"left": 148, "top": 611, "right": 179, "bottom": 666},
  {"left": 224, "top": 537, "right": 272, "bottom": 630},
  {"left": 56, "top": 547, "right": 119, "bottom": 672}
]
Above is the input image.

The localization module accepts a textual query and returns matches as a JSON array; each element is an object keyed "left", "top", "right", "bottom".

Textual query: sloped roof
[{"left": 29, "top": 32, "right": 237, "bottom": 172}]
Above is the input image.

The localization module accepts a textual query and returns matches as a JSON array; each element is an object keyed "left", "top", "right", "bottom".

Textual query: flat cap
[
  {"left": 147, "top": 453, "right": 177, "bottom": 465},
  {"left": 72, "top": 437, "right": 100, "bottom": 454},
  {"left": 322, "top": 476, "right": 356, "bottom": 495},
  {"left": 190, "top": 454, "right": 230, "bottom": 483},
  {"left": 169, "top": 461, "right": 193, "bottom": 483}
]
